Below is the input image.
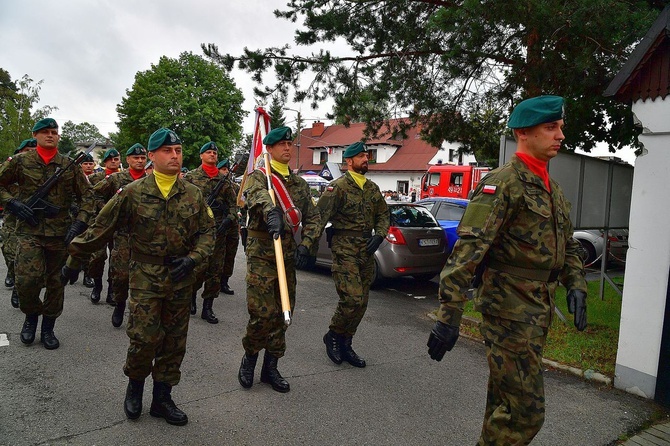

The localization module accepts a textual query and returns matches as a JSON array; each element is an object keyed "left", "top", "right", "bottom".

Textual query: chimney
[{"left": 311, "top": 121, "right": 325, "bottom": 137}]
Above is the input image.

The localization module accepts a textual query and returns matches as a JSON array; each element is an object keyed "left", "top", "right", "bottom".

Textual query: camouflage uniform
[
  {"left": 220, "top": 179, "right": 241, "bottom": 282},
  {"left": 243, "top": 168, "right": 320, "bottom": 357},
  {"left": 1, "top": 184, "right": 19, "bottom": 284},
  {"left": 86, "top": 170, "right": 113, "bottom": 285},
  {"left": 183, "top": 166, "right": 237, "bottom": 301},
  {"left": 0, "top": 150, "right": 94, "bottom": 318},
  {"left": 436, "top": 155, "right": 586, "bottom": 445},
  {"left": 92, "top": 170, "right": 146, "bottom": 304},
  {"left": 67, "top": 175, "right": 214, "bottom": 385},
  {"left": 316, "top": 171, "right": 389, "bottom": 336}
]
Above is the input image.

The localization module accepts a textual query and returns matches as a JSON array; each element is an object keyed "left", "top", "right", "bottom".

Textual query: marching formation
[{"left": 2, "top": 94, "right": 587, "bottom": 445}]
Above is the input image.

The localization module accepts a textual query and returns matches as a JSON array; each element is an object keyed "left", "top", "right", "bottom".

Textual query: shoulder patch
[
  {"left": 116, "top": 187, "right": 124, "bottom": 195},
  {"left": 482, "top": 185, "right": 497, "bottom": 194},
  {"left": 326, "top": 186, "right": 334, "bottom": 192}
]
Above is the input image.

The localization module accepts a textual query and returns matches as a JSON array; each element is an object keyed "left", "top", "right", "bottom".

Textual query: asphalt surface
[{"left": 0, "top": 250, "right": 663, "bottom": 446}]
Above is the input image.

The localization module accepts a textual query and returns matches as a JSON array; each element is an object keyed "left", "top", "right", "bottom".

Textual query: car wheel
[
  {"left": 577, "top": 239, "right": 597, "bottom": 267},
  {"left": 370, "top": 259, "right": 381, "bottom": 289}
]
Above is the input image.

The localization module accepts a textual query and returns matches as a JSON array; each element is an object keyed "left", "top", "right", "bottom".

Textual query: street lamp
[{"left": 283, "top": 107, "right": 302, "bottom": 174}]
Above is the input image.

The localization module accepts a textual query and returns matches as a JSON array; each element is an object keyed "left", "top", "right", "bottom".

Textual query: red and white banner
[{"left": 248, "top": 107, "right": 272, "bottom": 175}]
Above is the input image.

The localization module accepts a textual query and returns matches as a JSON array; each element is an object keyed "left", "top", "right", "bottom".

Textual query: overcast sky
[{"left": 0, "top": 0, "right": 636, "bottom": 164}]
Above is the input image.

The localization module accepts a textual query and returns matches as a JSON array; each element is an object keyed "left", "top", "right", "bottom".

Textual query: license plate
[{"left": 419, "top": 238, "right": 439, "bottom": 247}]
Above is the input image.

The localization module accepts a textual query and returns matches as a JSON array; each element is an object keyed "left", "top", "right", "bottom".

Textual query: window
[
  {"left": 428, "top": 172, "right": 440, "bottom": 186},
  {"left": 389, "top": 204, "right": 439, "bottom": 228},
  {"left": 450, "top": 173, "right": 463, "bottom": 187},
  {"left": 435, "top": 204, "right": 466, "bottom": 221},
  {"left": 319, "top": 151, "right": 328, "bottom": 164},
  {"left": 368, "top": 149, "right": 377, "bottom": 163},
  {"left": 397, "top": 181, "right": 409, "bottom": 194}
]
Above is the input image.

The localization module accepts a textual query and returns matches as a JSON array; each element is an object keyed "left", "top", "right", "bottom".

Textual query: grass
[{"left": 457, "top": 276, "right": 624, "bottom": 377}]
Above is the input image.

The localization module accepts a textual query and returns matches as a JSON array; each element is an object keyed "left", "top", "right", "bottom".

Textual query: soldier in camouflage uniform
[
  {"left": 0, "top": 118, "right": 93, "bottom": 350},
  {"left": 237, "top": 126, "right": 321, "bottom": 393},
  {"left": 216, "top": 158, "right": 240, "bottom": 295},
  {"left": 316, "top": 141, "right": 389, "bottom": 368},
  {"left": 91, "top": 143, "right": 147, "bottom": 327},
  {"left": 79, "top": 152, "right": 97, "bottom": 288},
  {"left": 86, "top": 147, "right": 122, "bottom": 304},
  {"left": 426, "top": 96, "right": 588, "bottom": 446},
  {"left": 63, "top": 128, "right": 214, "bottom": 426},
  {"left": 183, "top": 142, "right": 237, "bottom": 324}
]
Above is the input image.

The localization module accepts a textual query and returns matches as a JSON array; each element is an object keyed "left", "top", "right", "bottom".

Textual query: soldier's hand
[
  {"left": 170, "top": 257, "right": 195, "bottom": 282},
  {"left": 64, "top": 220, "right": 88, "bottom": 245},
  {"left": 266, "top": 206, "right": 284, "bottom": 239},
  {"left": 60, "top": 265, "right": 80, "bottom": 286},
  {"left": 295, "top": 244, "right": 311, "bottom": 270},
  {"left": 567, "top": 289, "right": 587, "bottom": 331},
  {"left": 217, "top": 217, "right": 232, "bottom": 235},
  {"left": 427, "top": 321, "right": 460, "bottom": 361},
  {"left": 365, "top": 234, "right": 384, "bottom": 255},
  {"left": 7, "top": 199, "right": 36, "bottom": 225}
]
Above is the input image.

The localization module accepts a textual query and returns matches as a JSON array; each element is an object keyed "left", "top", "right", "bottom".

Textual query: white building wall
[
  {"left": 366, "top": 172, "right": 422, "bottom": 195},
  {"left": 615, "top": 98, "right": 670, "bottom": 398},
  {"left": 429, "top": 140, "right": 477, "bottom": 165}
]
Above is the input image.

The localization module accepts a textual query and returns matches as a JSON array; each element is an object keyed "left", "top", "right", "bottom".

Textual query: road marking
[{"left": 0, "top": 333, "right": 8, "bottom": 347}]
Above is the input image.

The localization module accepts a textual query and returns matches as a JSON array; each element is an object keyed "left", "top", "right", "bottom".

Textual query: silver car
[
  {"left": 573, "top": 229, "right": 628, "bottom": 267},
  {"left": 297, "top": 203, "right": 449, "bottom": 285}
]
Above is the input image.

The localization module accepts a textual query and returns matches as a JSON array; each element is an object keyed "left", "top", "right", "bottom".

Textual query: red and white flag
[{"left": 247, "top": 107, "right": 272, "bottom": 175}]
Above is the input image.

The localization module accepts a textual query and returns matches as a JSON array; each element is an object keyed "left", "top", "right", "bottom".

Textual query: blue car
[{"left": 415, "top": 197, "right": 469, "bottom": 254}]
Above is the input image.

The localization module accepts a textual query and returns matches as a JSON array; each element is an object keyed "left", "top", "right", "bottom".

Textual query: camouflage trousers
[
  {"left": 15, "top": 234, "right": 67, "bottom": 318},
  {"left": 110, "top": 234, "right": 130, "bottom": 304},
  {"left": 477, "top": 316, "right": 548, "bottom": 446},
  {"left": 193, "top": 232, "right": 226, "bottom": 300},
  {"left": 220, "top": 224, "right": 240, "bottom": 278},
  {"left": 123, "top": 285, "right": 192, "bottom": 386},
  {"left": 1, "top": 216, "right": 17, "bottom": 279},
  {"left": 243, "top": 246, "right": 296, "bottom": 357},
  {"left": 329, "top": 245, "right": 375, "bottom": 336},
  {"left": 87, "top": 241, "right": 112, "bottom": 279}
]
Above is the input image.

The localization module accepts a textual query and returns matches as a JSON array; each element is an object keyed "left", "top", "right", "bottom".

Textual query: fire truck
[{"left": 419, "top": 164, "right": 491, "bottom": 199}]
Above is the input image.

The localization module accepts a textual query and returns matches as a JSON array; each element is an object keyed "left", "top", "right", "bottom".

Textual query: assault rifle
[
  {"left": 206, "top": 152, "right": 248, "bottom": 212},
  {"left": 23, "top": 141, "right": 97, "bottom": 226}
]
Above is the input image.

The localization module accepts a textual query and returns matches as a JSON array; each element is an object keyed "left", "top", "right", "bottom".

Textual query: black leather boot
[
  {"left": 83, "top": 273, "right": 94, "bottom": 288},
  {"left": 260, "top": 351, "right": 290, "bottom": 393},
  {"left": 40, "top": 316, "right": 60, "bottom": 350},
  {"left": 10, "top": 288, "right": 19, "bottom": 308},
  {"left": 201, "top": 298, "right": 219, "bottom": 324},
  {"left": 340, "top": 335, "right": 366, "bottom": 368},
  {"left": 220, "top": 276, "right": 234, "bottom": 295},
  {"left": 20, "top": 313, "right": 38, "bottom": 345},
  {"left": 105, "top": 280, "right": 115, "bottom": 305},
  {"left": 124, "top": 378, "right": 144, "bottom": 420},
  {"left": 190, "top": 292, "right": 197, "bottom": 315},
  {"left": 4, "top": 272, "right": 14, "bottom": 288},
  {"left": 323, "top": 330, "right": 343, "bottom": 364},
  {"left": 238, "top": 352, "right": 258, "bottom": 388},
  {"left": 112, "top": 301, "right": 126, "bottom": 328},
  {"left": 90, "top": 278, "right": 102, "bottom": 303},
  {"left": 149, "top": 381, "right": 188, "bottom": 426}
]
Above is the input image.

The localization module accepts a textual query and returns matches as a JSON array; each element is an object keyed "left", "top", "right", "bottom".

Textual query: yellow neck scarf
[
  {"left": 153, "top": 170, "right": 178, "bottom": 198},
  {"left": 349, "top": 170, "right": 367, "bottom": 189},
  {"left": 270, "top": 159, "right": 290, "bottom": 178}
]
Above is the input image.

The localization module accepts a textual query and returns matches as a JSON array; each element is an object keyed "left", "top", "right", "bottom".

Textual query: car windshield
[{"left": 389, "top": 205, "right": 439, "bottom": 228}]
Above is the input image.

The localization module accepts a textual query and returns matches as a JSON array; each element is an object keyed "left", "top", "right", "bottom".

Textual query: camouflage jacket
[
  {"left": 437, "top": 155, "right": 586, "bottom": 328},
  {"left": 93, "top": 170, "right": 145, "bottom": 211},
  {"left": 67, "top": 174, "right": 215, "bottom": 291},
  {"left": 87, "top": 170, "right": 111, "bottom": 186},
  {"left": 183, "top": 166, "right": 237, "bottom": 225},
  {"left": 316, "top": 171, "right": 389, "bottom": 252},
  {"left": 244, "top": 167, "right": 321, "bottom": 256},
  {"left": 0, "top": 150, "right": 94, "bottom": 236}
]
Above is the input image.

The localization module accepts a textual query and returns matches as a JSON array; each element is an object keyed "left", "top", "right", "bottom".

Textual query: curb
[{"left": 427, "top": 313, "right": 613, "bottom": 386}]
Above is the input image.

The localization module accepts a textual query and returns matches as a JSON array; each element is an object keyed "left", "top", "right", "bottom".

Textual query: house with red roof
[{"left": 288, "top": 118, "right": 475, "bottom": 195}]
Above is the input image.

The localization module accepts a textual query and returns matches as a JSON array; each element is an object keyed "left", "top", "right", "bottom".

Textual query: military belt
[
  {"left": 247, "top": 229, "right": 272, "bottom": 240},
  {"left": 130, "top": 252, "right": 176, "bottom": 266},
  {"left": 488, "top": 259, "right": 561, "bottom": 282},
  {"left": 332, "top": 229, "right": 372, "bottom": 238}
]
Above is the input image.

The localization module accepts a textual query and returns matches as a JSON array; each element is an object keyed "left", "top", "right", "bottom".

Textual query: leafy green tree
[
  {"left": 116, "top": 51, "right": 246, "bottom": 168},
  {"left": 203, "top": 1, "right": 664, "bottom": 166},
  {"left": 267, "top": 95, "right": 287, "bottom": 129},
  {"left": 58, "top": 121, "right": 105, "bottom": 154}
]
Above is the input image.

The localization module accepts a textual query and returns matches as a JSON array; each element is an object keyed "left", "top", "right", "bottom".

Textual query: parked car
[
  {"left": 297, "top": 202, "right": 449, "bottom": 285},
  {"left": 414, "top": 197, "right": 469, "bottom": 254},
  {"left": 573, "top": 229, "right": 629, "bottom": 267}
]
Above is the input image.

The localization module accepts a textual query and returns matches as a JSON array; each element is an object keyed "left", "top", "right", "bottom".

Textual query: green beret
[
  {"left": 262, "top": 126, "right": 292, "bottom": 146},
  {"left": 14, "top": 138, "right": 37, "bottom": 154},
  {"left": 81, "top": 153, "right": 95, "bottom": 163},
  {"left": 148, "top": 128, "right": 181, "bottom": 152},
  {"left": 217, "top": 159, "right": 230, "bottom": 169},
  {"left": 200, "top": 141, "right": 218, "bottom": 154},
  {"left": 342, "top": 141, "right": 367, "bottom": 158},
  {"left": 126, "top": 143, "right": 147, "bottom": 156},
  {"left": 507, "top": 95, "right": 565, "bottom": 129},
  {"left": 102, "top": 148, "right": 120, "bottom": 161},
  {"left": 31, "top": 118, "right": 58, "bottom": 132}
]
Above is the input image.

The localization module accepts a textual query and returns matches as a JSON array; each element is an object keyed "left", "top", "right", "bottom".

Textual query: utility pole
[{"left": 284, "top": 108, "right": 302, "bottom": 174}]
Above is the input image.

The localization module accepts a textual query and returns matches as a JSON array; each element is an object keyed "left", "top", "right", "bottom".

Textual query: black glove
[
  {"left": 295, "top": 244, "right": 310, "bottom": 270},
  {"left": 217, "top": 217, "right": 232, "bottom": 235},
  {"left": 7, "top": 198, "right": 36, "bottom": 225},
  {"left": 266, "top": 206, "right": 284, "bottom": 239},
  {"left": 567, "top": 289, "right": 587, "bottom": 331},
  {"left": 365, "top": 234, "right": 384, "bottom": 255},
  {"left": 427, "top": 321, "right": 460, "bottom": 361},
  {"left": 64, "top": 220, "right": 88, "bottom": 245},
  {"left": 170, "top": 257, "right": 195, "bottom": 282},
  {"left": 60, "top": 265, "right": 80, "bottom": 286}
]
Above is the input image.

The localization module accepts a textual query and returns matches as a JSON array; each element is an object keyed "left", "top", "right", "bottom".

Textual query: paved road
[{"left": 0, "top": 249, "right": 662, "bottom": 445}]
